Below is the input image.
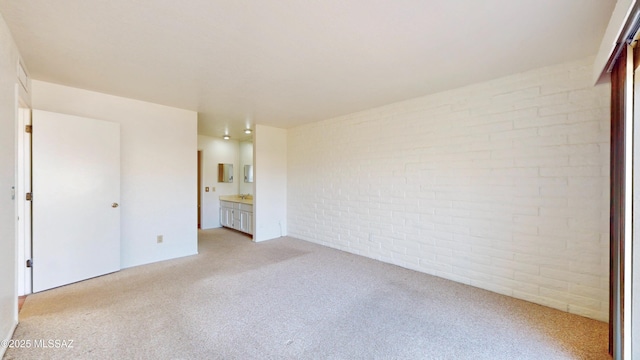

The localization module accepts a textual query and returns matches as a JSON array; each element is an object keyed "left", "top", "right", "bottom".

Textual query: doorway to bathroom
[{"left": 198, "top": 150, "right": 202, "bottom": 229}]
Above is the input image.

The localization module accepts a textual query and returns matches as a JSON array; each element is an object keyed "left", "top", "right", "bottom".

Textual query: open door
[{"left": 32, "top": 110, "right": 121, "bottom": 292}]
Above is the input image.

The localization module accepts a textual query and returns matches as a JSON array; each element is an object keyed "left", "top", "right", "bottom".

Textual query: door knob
[{"left": 112, "top": 203, "right": 119, "bottom": 208}]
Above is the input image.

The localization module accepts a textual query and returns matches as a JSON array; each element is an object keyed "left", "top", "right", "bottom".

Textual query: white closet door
[{"left": 32, "top": 110, "right": 121, "bottom": 292}]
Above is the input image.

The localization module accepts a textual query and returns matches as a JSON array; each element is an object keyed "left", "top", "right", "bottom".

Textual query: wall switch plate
[
  {"left": 212, "top": 187, "right": 215, "bottom": 192},
  {"left": 205, "top": 187, "right": 209, "bottom": 192},
  {"left": 157, "top": 235, "right": 163, "bottom": 244}
]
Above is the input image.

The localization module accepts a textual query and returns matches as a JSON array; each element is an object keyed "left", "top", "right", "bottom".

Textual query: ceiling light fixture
[
  {"left": 244, "top": 128, "right": 252, "bottom": 134},
  {"left": 223, "top": 134, "right": 230, "bottom": 140}
]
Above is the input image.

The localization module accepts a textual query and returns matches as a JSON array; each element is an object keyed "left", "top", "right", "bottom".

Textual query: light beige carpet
[{"left": 4, "top": 228, "right": 609, "bottom": 359}]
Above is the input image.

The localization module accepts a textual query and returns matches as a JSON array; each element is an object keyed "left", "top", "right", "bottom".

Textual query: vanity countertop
[{"left": 219, "top": 195, "right": 253, "bottom": 205}]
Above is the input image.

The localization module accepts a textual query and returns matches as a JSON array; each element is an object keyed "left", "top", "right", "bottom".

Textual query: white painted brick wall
[{"left": 287, "top": 57, "right": 610, "bottom": 321}]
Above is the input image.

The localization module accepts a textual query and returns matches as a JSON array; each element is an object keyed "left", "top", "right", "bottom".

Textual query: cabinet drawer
[
  {"left": 240, "top": 204, "right": 253, "bottom": 212},
  {"left": 221, "top": 201, "right": 240, "bottom": 209}
]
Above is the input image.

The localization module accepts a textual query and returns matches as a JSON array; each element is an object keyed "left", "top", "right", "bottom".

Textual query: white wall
[
  {"left": 288, "top": 57, "right": 610, "bottom": 321},
  {"left": 239, "top": 140, "right": 254, "bottom": 195},
  {"left": 198, "top": 135, "right": 240, "bottom": 229},
  {"left": 0, "top": 13, "right": 29, "bottom": 357},
  {"left": 254, "top": 125, "right": 287, "bottom": 242},
  {"left": 32, "top": 80, "right": 198, "bottom": 268}
]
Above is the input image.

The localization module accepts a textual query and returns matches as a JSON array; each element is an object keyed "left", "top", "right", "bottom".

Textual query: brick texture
[{"left": 287, "top": 57, "right": 610, "bottom": 321}]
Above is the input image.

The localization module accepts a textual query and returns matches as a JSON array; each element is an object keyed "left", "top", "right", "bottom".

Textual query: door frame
[
  {"left": 15, "top": 87, "right": 31, "bottom": 297},
  {"left": 610, "top": 41, "right": 638, "bottom": 360},
  {"left": 198, "top": 150, "right": 202, "bottom": 229}
]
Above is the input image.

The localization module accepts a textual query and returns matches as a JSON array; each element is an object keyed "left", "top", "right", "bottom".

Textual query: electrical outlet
[{"left": 157, "top": 235, "right": 163, "bottom": 244}]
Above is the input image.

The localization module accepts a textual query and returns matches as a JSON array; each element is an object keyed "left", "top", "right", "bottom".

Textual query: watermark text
[{"left": 1, "top": 339, "right": 74, "bottom": 349}]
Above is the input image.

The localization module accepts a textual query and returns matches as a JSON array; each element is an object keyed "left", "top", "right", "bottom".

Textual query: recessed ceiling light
[
  {"left": 223, "top": 135, "right": 230, "bottom": 140},
  {"left": 244, "top": 129, "right": 252, "bottom": 134}
]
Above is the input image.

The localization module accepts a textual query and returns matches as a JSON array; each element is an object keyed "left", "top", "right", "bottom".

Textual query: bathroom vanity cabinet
[{"left": 220, "top": 198, "right": 253, "bottom": 235}]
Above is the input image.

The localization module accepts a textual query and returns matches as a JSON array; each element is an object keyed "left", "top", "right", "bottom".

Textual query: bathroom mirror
[
  {"left": 239, "top": 140, "right": 253, "bottom": 194},
  {"left": 218, "top": 163, "right": 233, "bottom": 183},
  {"left": 244, "top": 165, "right": 254, "bottom": 183}
]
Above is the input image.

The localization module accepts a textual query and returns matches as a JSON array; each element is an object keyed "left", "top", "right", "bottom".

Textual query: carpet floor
[{"left": 4, "top": 228, "right": 609, "bottom": 359}]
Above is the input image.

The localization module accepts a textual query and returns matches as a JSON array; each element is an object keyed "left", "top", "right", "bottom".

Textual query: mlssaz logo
[{"left": 33, "top": 339, "right": 74, "bottom": 349}]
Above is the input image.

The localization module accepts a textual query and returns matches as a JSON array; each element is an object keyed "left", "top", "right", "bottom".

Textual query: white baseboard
[{"left": 1, "top": 320, "right": 18, "bottom": 359}]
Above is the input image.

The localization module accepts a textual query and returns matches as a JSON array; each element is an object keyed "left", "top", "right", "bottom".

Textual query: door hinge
[
  {"left": 26, "top": 259, "right": 32, "bottom": 268},
  {"left": 25, "top": 192, "right": 32, "bottom": 201},
  {"left": 25, "top": 125, "right": 32, "bottom": 133}
]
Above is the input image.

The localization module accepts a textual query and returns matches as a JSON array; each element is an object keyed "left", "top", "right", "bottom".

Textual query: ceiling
[{"left": 0, "top": 0, "right": 616, "bottom": 140}]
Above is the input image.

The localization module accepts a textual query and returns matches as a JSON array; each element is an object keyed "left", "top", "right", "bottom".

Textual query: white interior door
[{"left": 32, "top": 110, "right": 121, "bottom": 292}]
